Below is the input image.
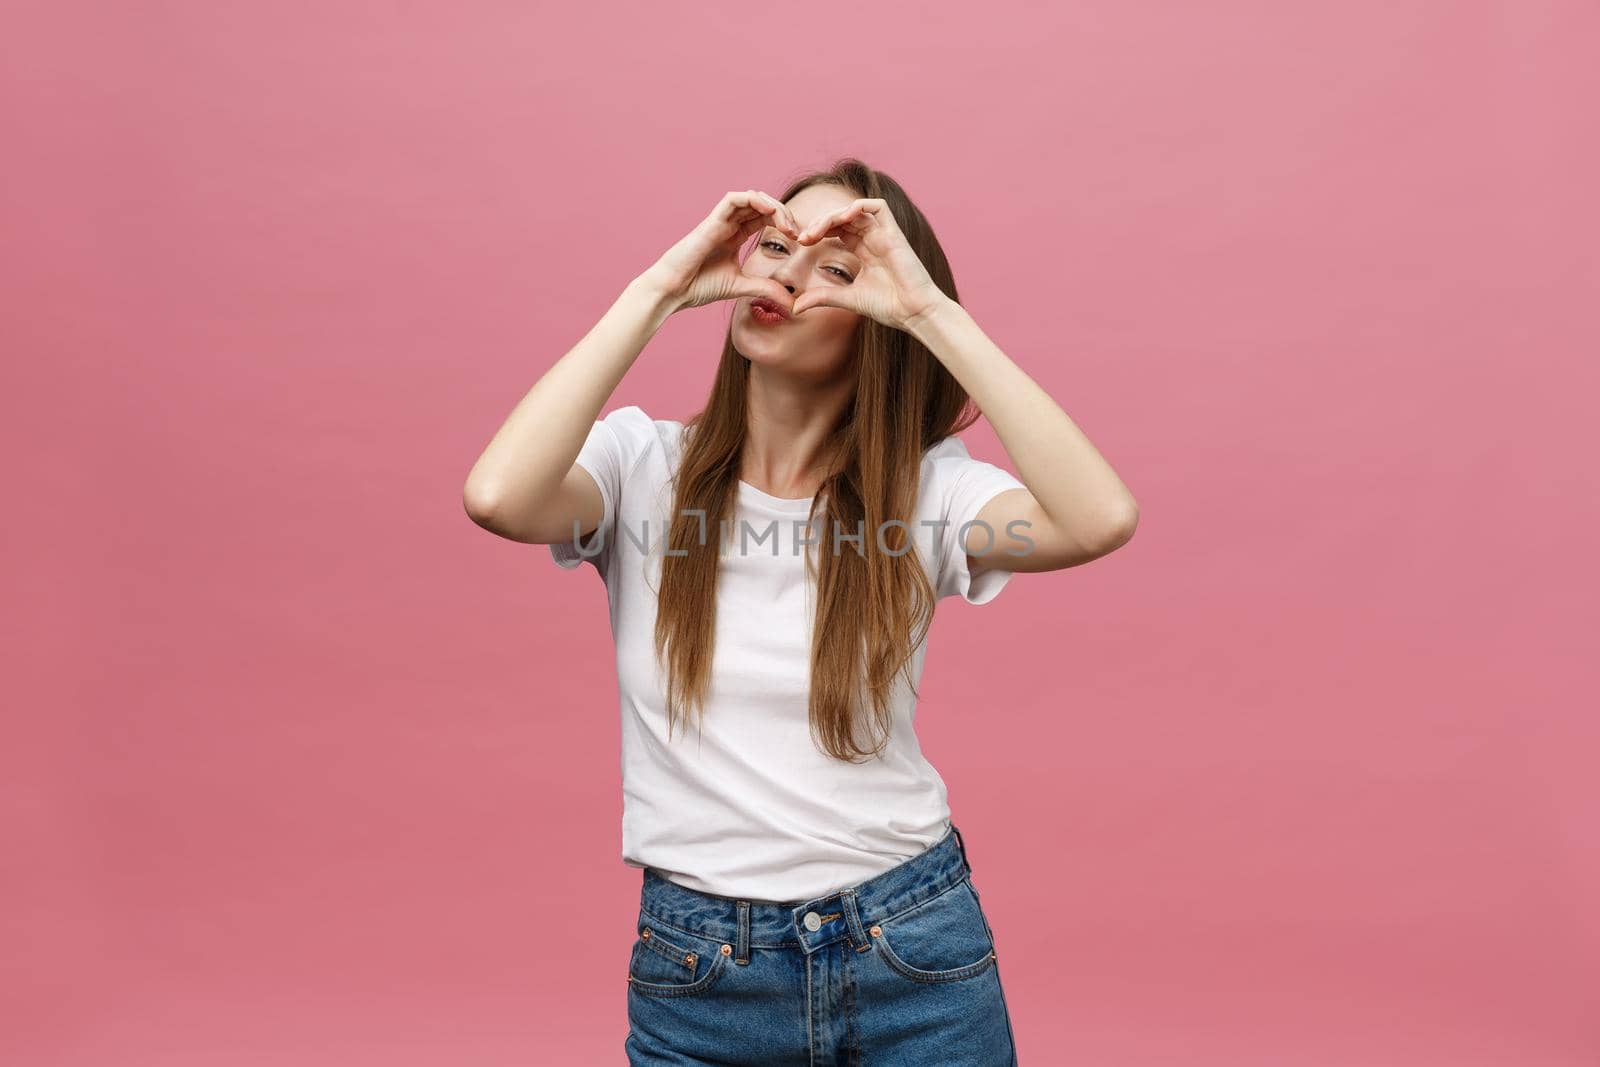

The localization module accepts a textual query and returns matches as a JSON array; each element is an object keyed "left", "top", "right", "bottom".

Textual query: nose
[{"left": 768, "top": 257, "right": 803, "bottom": 294}]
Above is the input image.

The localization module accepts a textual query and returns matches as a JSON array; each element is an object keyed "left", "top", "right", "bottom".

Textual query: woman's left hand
[{"left": 790, "top": 198, "right": 952, "bottom": 331}]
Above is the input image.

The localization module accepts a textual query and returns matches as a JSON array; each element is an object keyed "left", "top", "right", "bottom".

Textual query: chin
[
  {"left": 732, "top": 322, "right": 790, "bottom": 361},
  {"left": 735, "top": 338, "right": 791, "bottom": 368}
]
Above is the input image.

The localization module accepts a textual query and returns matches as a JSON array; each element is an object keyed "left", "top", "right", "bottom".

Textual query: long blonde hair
[{"left": 654, "top": 158, "right": 986, "bottom": 763}]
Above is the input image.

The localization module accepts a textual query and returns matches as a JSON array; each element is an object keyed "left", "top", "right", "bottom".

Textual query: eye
[
  {"left": 760, "top": 240, "right": 854, "bottom": 282},
  {"left": 758, "top": 236, "right": 851, "bottom": 279}
]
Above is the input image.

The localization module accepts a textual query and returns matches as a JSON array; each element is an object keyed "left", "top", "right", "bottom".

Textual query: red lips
[{"left": 750, "top": 298, "right": 790, "bottom": 320}]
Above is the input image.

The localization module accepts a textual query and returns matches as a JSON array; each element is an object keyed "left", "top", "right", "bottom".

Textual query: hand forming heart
[{"left": 789, "top": 198, "right": 952, "bottom": 331}]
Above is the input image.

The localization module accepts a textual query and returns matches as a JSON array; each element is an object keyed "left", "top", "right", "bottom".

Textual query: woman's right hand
[{"left": 639, "top": 190, "right": 803, "bottom": 314}]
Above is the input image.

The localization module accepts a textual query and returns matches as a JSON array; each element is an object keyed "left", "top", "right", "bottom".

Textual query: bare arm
[
  {"left": 462, "top": 190, "right": 803, "bottom": 545},
  {"left": 462, "top": 276, "right": 677, "bottom": 544},
  {"left": 908, "top": 299, "right": 1140, "bottom": 572},
  {"left": 787, "top": 196, "right": 1137, "bottom": 577}
]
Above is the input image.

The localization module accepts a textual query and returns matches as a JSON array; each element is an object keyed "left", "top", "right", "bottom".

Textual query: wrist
[
  {"left": 627, "top": 271, "right": 684, "bottom": 319},
  {"left": 904, "top": 295, "right": 965, "bottom": 343}
]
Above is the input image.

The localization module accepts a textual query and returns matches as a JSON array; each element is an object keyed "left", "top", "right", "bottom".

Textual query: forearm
[
  {"left": 907, "top": 299, "right": 1139, "bottom": 537},
  {"left": 463, "top": 274, "right": 678, "bottom": 515}
]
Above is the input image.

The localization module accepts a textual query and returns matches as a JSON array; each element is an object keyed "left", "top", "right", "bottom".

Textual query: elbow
[
  {"left": 462, "top": 480, "right": 507, "bottom": 530},
  {"left": 1094, "top": 499, "right": 1139, "bottom": 553},
  {"left": 1118, "top": 499, "right": 1139, "bottom": 537}
]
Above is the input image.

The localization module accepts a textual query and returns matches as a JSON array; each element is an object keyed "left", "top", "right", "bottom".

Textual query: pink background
[{"left": 4, "top": 1, "right": 1596, "bottom": 1063}]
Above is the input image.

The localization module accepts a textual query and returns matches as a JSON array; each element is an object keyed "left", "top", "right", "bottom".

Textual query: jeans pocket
[
  {"left": 627, "top": 911, "right": 731, "bottom": 998},
  {"left": 870, "top": 877, "right": 998, "bottom": 984}
]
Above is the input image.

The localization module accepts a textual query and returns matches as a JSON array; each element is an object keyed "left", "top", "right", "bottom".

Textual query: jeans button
[{"left": 803, "top": 911, "right": 822, "bottom": 932}]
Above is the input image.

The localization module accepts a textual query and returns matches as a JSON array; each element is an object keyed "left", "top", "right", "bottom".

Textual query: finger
[
  {"left": 792, "top": 288, "right": 851, "bottom": 317},
  {"left": 752, "top": 191, "right": 802, "bottom": 238},
  {"left": 802, "top": 198, "right": 881, "bottom": 236},
  {"left": 722, "top": 189, "right": 800, "bottom": 242},
  {"left": 795, "top": 203, "right": 850, "bottom": 243},
  {"left": 725, "top": 191, "right": 771, "bottom": 244},
  {"left": 797, "top": 200, "right": 877, "bottom": 251},
  {"left": 733, "top": 211, "right": 769, "bottom": 246},
  {"left": 730, "top": 276, "right": 796, "bottom": 310}
]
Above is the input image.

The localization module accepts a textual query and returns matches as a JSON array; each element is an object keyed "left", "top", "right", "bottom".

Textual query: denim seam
[
  {"left": 873, "top": 928, "right": 998, "bottom": 984},
  {"left": 638, "top": 859, "right": 970, "bottom": 951},
  {"left": 641, "top": 905, "right": 808, "bottom": 949},
  {"left": 866, "top": 872, "right": 971, "bottom": 928},
  {"left": 637, "top": 927, "right": 697, "bottom": 970},
  {"left": 627, "top": 948, "right": 728, "bottom": 998}
]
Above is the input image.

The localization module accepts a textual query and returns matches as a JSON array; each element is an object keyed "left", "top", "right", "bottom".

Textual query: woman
[{"left": 464, "top": 158, "right": 1138, "bottom": 1065}]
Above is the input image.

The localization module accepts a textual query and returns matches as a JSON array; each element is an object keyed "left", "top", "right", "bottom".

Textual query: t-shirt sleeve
[
  {"left": 933, "top": 454, "right": 1028, "bottom": 605},
  {"left": 547, "top": 404, "right": 657, "bottom": 581}
]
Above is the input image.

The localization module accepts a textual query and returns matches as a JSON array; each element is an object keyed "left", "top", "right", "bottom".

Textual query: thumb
[
  {"left": 731, "top": 278, "right": 796, "bottom": 310},
  {"left": 792, "top": 289, "right": 851, "bottom": 318}
]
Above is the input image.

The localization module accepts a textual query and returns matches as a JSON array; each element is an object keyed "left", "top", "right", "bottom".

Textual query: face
[{"left": 732, "top": 183, "right": 865, "bottom": 380}]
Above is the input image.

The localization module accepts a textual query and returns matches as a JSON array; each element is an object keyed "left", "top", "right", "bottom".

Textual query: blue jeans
[{"left": 624, "top": 823, "right": 1020, "bottom": 1065}]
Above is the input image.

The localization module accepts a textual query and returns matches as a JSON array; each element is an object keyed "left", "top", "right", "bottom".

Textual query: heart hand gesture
[
  {"left": 643, "top": 190, "right": 803, "bottom": 314},
  {"left": 789, "top": 198, "right": 951, "bottom": 331}
]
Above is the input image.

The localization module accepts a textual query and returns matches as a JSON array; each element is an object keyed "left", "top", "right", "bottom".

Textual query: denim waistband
[{"left": 637, "top": 823, "right": 974, "bottom": 961}]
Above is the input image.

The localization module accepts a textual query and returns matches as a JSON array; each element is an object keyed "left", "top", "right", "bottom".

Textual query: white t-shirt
[{"left": 548, "top": 404, "right": 1026, "bottom": 901}]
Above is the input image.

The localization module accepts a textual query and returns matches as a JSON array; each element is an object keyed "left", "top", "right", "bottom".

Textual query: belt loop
[
  {"left": 840, "top": 888, "right": 872, "bottom": 953},
  {"left": 951, "top": 823, "right": 972, "bottom": 874},
  {"left": 735, "top": 900, "right": 750, "bottom": 965}
]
